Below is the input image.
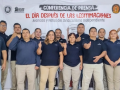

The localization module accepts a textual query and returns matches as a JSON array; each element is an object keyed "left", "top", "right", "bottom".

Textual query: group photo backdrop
[{"left": 0, "top": 0, "right": 120, "bottom": 89}]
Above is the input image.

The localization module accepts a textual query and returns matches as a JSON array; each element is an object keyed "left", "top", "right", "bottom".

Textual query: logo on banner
[
  {"left": 4, "top": 6, "right": 12, "bottom": 14},
  {"left": 112, "top": 4, "right": 120, "bottom": 14},
  {"left": 15, "top": 7, "right": 24, "bottom": 13}
]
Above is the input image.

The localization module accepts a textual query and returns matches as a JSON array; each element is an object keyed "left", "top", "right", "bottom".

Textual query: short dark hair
[
  {"left": 13, "top": 23, "right": 21, "bottom": 28},
  {"left": 22, "top": 28, "right": 30, "bottom": 33},
  {"left": 0, "top": 20, "right": 7, "bottom": 26},
  {"left": 55, "top": 28, "right": 62, "bottom": 33},
  {"left": 77, "top": 23, "right": 85, "bottom": 28},
  {"left": 35, "top": 28, "right": 41, "bottom": 32},
  {"left": 98, "top": 28, "right": 106, "bottom": 33},
  {"left": 89, "top": 27, "right": 97, "bottom": 33},
  {"left": 68, "top": 33, "right": 76, "bottom": 39}
]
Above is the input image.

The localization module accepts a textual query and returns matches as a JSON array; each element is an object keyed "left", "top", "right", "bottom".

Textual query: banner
[{"left": 0, "top": 0, "right": 120, "bottom": 89}]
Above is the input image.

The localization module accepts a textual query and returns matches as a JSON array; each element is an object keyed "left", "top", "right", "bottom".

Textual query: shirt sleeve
[
  {"left": 9, "top": 36, "right": 20, "bottom": 51},
  {"left": 82, "top": 39, "right": 88, "bottom": 46},
  {"left": 101, "top": 41, "right": 107, "bottom": 51},
  {"left": 58, "top": 42, "right": 63, "bottom": 52},
  {"left": 1, "top": 37, "right": 6, "bottom": 50},
  {"left": 35, "top": 41, "right": 40, "bottom": 67}
]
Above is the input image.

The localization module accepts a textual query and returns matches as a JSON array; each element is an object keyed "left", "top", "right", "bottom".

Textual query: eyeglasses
[{"left": 0, "top": 24, "right": 7, "bottom": 28}]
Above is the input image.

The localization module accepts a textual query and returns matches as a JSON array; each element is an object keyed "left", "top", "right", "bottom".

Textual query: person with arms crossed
[
  {"left": 62, "top": 33, "right": 83, "bottom": 90},
  {"left": 9, "top": 28, "right": 40, "bottom": 90},
  {"left": 81, "top": 27, "right": 107, "bottom": 90},
  {"left": 37, "top": 30, "right": 63, "bottom": 90}
]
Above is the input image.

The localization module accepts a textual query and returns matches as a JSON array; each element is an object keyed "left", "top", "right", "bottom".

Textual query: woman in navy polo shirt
[
  {"left": 37, "top": 30, "right": 63, "bottom": 90},
  {"left": 62, "top": 33, "right": 83, "bottom": 90},
  {"left": 104, "top": 30, "right": 120, "bottom": 90}
]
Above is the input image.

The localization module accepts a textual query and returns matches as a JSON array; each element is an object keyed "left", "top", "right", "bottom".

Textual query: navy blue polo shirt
[
  {"left": 0, "top": 32, "right": 8, "bottom": 60},
  {"left": 58, "top": 38, "right": 66, "bottom": 43},
  {"left": 41, "top": 41, "right": 63, "bottom": 66},
  {"left": 76, "top": 33, "right": 89, "bottom": 42},
  {"left": 64, "top": 42, "right": 82, "bottom": 67},
  {"left": 104, "top": 40, "right": 120, "bottom": 65},
  {"left": 0, "top": 36, "right": 6, "bottom": 65},
  {"left": 82, "top": 38, "right": 106, "bottom": 64},
  {"left": 9, "top": 36, "right": 40, "bottom": 67},
  {"left": 33, "top": 37, "right": 44, "bottom": 44}
]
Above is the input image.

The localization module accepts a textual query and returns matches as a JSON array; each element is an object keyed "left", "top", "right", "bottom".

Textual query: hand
[
  {"left": 109, "top": 61, "right": 115, "bottom": 67},
  {"left": 63, "top": 43, "right": 67, "bottom": 48},
  {"left": 84, "top": 41, "right": 91, "bottom": 49},
  {"left": 31, "top": 32, "right": 35, "bottom": 39},
  {"left": 17, "top": 34, "right": 21, "bottom": 39},
  {"left": 76, "top": 37, "right": 81, "bottom": 42},
  {"left": 117, "top": 28, "right": 120, "bottom": 33},
  {"left": 35, "top": 66, "right": 39, "bottom": 70},
  {"left": 12, "top": 32, "right": 17, "bottom": 38},
  {"left": 38, "top": 41, "right": 42, "bottom": 48},
  {"left": 93, "top": 56, "right": 100, "bottom": 63},
  {"left": 59, "top": 64, "right": 63, "bottom": 71},
  {"left": 80, "top": 64, "right": 83, "bottom": 70},
  {"left": 114, "top": 60, "right": 120, "bottom": 67},
  {"left": 2, "top": 63, "right": 6, "bottom": 71}
]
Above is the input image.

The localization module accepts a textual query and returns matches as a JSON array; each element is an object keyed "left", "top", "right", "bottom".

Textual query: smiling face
[
  {"left": 69, "top": 34, "right": 76, "bottom": 43},
  {"left": 47, "top": 31, "right": 55, "bottom": 41},
  {"left": 109, "top": 30, "right": 118, "bottom": 40}
]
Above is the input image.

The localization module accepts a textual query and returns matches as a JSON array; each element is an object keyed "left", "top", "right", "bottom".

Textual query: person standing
[
  {"left": 81, "top": 27, "right": 106, "bottom": 90},
  {"left": 9, "top": 28, "right": 40, "bottom": 90},
  {"left": 104, "top": 30, "right": 120, "bottom": 90},
  {"left": 31, "top": 28, "right": 44, "bottom": 90},
  {"left": 62, "top": 33, "right": 83, "bottom": 90},
  {"left": 0, "top": 20, "right": 8, "bottom": 90},
  {"left": 55, "top": 28, "right": 66, "bottom": 90},
  {"left": 37, "top": 30, "right": 63, "bottom": 90},
  {"left": 6, "top": 23, "right": 21, "bottom": 90},
  {"left": 98, "top": 28, "right": 108, "bottom": 90}
]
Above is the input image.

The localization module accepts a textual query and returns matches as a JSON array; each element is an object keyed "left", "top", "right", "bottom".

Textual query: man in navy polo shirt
[
  {"left": 81, "top": 27, "right": 107, "bottom": 90},
  {"left": 6, "top": 23, "right": 21, "bottom": 90},
  {"left": 32, "top": 28, "right": 44, "bottom": 90},
  {"left": 55, "top": 28, "right": 66, "bottom": 90},
  {"left": 0, "top": 36, "right": 7, "bottom": 90},
  {"left": 76, "top": 23, "right": 89, "bottom": 42},
  {"left": 98, "top": 28, "right": 108, "bottom": 90},
  {"left": 0, "top": 20, "right": 8, "bottom": 90},
  {"left": 9, "top": 28, "right": 40, "bottom": 90}
]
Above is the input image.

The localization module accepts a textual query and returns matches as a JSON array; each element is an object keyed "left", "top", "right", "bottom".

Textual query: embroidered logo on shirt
[
  {"left": 76, "top": 47, "right": 79, "bottom": 49},
  {"left": 97, "top": 43, "right": 101, "bottom": 45},
  {"left": 82, "top": 38, "right": 84, "bottom": 39},
  {"left": 55, "top": 44, "right": 58, "bottom": 46},
  {"left": 117, "top": 42, "right": 120, "bottom": 44}
]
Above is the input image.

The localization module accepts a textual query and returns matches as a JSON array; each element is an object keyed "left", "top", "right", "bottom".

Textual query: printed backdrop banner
[{"left": 0, "top": 0, "right": 120, "bottom": 89}]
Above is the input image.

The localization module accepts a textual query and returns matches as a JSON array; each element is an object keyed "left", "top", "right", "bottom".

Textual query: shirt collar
[{"left": 68, "top": 42, "right": 76, "bottom": 46}]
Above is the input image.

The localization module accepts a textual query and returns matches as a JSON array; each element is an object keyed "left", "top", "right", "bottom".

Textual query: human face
[
  {"left": 69, "top": 34, "right": 76, "bottom": 43},
  {"left": 48, "top": 31, "right": 55, "bottom": 41},
  {"left": 77, "top": 25, "right": 85, "bottom": 34},
  {"left": 89, "top": 28, "right": 97, "bottom": 37},
  {"left": 22, "top": 30, "right": 30, "bottom": 39},
  {"left": 0, "top": 22, "right": 7, "bottom": 33},
  {"left": 98, "top": 29, "right": 105, "bottom": 38},
  {"left": 35, "top": 29, "right": 41, "bottom": 38},
  {"left": 14, "top": 25, "right": 21, "bottom": 34},
  {"left": 55, "top": 29, "right": 61, "bottom": 38}
]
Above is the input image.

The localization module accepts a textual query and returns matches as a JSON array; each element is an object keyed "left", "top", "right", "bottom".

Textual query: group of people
[{"left": 0, "top": 20, "right": 120, "bottom": 90}]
